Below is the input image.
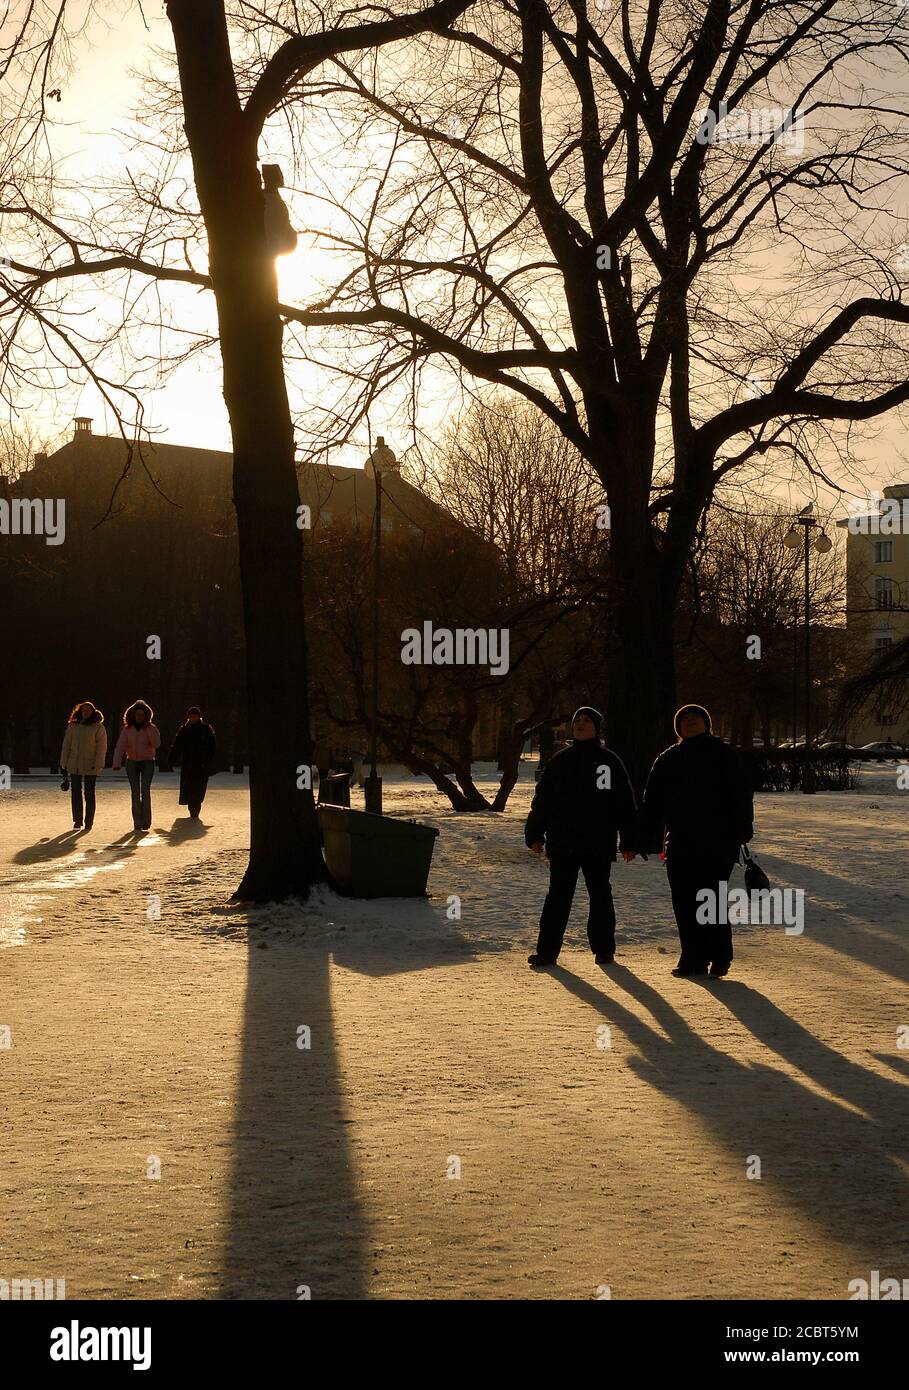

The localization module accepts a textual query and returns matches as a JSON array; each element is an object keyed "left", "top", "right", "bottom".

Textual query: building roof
[{"left": 24, "top": 422, "right": 477, "bottom": 544}]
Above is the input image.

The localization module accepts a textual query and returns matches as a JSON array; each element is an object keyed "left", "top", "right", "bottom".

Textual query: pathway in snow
[{"left": 1, "top": 769, "right": 907, "bottom": 1298}]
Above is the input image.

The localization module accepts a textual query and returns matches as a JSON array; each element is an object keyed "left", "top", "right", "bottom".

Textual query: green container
[{"left": 318, "top": 804, "right": 440, "bottom": 898}]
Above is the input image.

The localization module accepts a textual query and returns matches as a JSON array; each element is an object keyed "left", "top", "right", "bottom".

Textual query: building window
[
  {"left": 875, "top": 577, "right": 896, "bottom": 609},
  {"left": 874, "top": 540, "right": 894, "bottom": 563},
  {"left": 873, "top": 635, "right": 894, "bottom": 653}
]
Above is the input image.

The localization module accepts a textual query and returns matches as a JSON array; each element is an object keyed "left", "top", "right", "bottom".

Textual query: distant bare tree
[
  {"left": 0, "top": 422, "right": 50, "bottom": 485},
  {"left": 837, "top": 635, "right": 909, "bottom": 730},
  {"left": 429, "top": 395, "right": 606, "bottom": 596},
  {"left": 428, "top": 394, "right": 615, "bottom": 790},
  {"left": 683, "top": 502, "right": 844, "bottom": 745}
]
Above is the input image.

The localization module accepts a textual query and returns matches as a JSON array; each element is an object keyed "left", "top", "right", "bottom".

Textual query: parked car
[{"left": 858, "top": 740, "right": 907, "bottom": 760}]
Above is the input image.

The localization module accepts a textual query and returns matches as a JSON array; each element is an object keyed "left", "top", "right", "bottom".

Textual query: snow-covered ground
[{"left": 1, "top": 764, "right": 907, "bottom": 1299}]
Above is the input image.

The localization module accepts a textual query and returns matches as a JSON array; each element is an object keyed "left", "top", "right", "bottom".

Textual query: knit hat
[
  {"left": 572, "top": 706, "right": 603, "bottom": 736},
  {"left": 674, "top": 703, "right": 713, "bottom": 737}
]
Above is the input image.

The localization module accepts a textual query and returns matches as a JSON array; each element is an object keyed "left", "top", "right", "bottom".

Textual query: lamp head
[{"left": 367, "top": 437, "right": 398, "bottom": 475}]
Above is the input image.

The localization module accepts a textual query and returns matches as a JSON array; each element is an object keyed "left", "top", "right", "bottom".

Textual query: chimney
[
  {"left": 34, "top": 450, "right": 48, "bottom": 465},
  {"left": 74, "top": 417, "right": 93, "bottom": 436}
]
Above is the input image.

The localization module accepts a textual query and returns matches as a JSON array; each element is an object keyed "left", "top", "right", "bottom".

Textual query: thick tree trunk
[
  {"left": 168, "top": 0, "right": 324, "bottom": 902},
  {"left": 229, "top": 370, "right": 325, "bottom": 900},
  {"left": 605, "top": 596, "right": 676, "bottom": 798},
  {"left": 603, "top": 488, "right": 678, "bottom": 800}
]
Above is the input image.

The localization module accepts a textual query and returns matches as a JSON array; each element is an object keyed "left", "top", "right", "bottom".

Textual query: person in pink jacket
[{"left": 112, "top": 700, "right": 162, "bottom": 833}]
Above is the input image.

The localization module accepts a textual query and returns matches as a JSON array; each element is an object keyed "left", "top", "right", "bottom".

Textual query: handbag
[
  {"left": 60, "top": 773, "right": 70, "bottom": 792},
  {"left": 741, "top": 845, "right": 770, "bottom": 892}
]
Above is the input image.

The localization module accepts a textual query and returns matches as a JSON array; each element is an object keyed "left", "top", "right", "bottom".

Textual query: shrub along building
[
  {"left": 836, "top": 484, "right": 909, "bottom": 746},
  {"left": 0, "top": 418, "right": 507, "bottom": 774}
]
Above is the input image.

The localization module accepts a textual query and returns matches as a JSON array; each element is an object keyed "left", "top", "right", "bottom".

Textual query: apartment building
[{"left": 836, "top": 483, "right": 909, "bottom": 744}]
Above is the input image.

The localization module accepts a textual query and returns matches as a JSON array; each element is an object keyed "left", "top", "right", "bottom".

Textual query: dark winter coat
[
  {"left": 168, "top": 721, "right": 217, "bottom": 807},
  {"left": 640, "top": 732, "right": 753, "bottom": 860},
  {"left": 524, "top": 739, "right": 638, "bottom": 859}
]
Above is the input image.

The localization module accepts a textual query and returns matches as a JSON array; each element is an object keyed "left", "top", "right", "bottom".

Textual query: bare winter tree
[
  {"left": 268, "top": 0, "right": 909, "bottom": 787},
  {"left": 0, "top": 422, "right": 51, "bottom": 485},
  {"left": 427, "top": 394, "right": 615, "bottom": 791},
  {"left": 307, "top": 465, "right": 610, "bottom": 811},
  {"left": 0, "top": 0, "right": 474, "bottom": 900},
  {"left": 837, "top": 634, "right": 909, "bottom": 730},
  {"left": 429, "top": 394, "right": 607, "bottom": 596},
  {"left": 682, "top": 501, "right": 844, "bottom": 746}
]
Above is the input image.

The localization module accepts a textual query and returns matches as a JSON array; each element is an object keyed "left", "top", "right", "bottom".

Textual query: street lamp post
[
  {"left": 783, "top": 507, "right": 833, "bottom": 793},
  {"left": 364, "top": 435, "right": 397, "bottom": 815},
  {"left": 775, "top": 600, "right": 798, "bottom": 745},
  {"left": 789, "top": 602, "right": 799, "bottom": 746}
]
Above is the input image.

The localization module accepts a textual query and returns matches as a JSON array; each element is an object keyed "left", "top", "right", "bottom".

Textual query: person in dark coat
[
  {"left": 524, "top": 706, "right": 638, "bottom": 968},
  {"left": 640, "top": 703, "right": 754, "bottom": 979},
  {"left": 168, "top": 707, "right": 217, "bottom": 819}
]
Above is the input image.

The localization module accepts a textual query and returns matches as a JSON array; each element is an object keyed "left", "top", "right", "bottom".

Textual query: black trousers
[
  {"left": 70, "top": 774, "right": 96, "bottom": 827},
  {"left": 179, "top": 765, "right": 209, "bottom": 815},
  {"left": 536, "top": 849, "right": 616, "bottom": 960},
  {"left": 666, "top": 850, "right": 738, "bottom": 969}
]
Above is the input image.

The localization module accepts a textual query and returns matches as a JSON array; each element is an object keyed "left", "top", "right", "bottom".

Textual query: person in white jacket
[
  {"left": 60, "top": 701, "right": 108, "bottom": 831},
  {"left": 112, "top": 700, "right": 162, "bottom": 833}
]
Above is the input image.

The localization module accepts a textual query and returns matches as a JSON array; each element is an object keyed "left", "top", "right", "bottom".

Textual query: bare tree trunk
[
  {"left": 606, "top": 598, "right": 676, "bottom": 796},
  {"left": 490, "top": 720, "right": 529, "bottom": 811},
  {"left": 389, "top": 743, "right": 488, "bottom": 811},
  {"left": 450, "top": 691, "right": 488, "bottom": 809},
  {"left": 12, "top": 721, "right": 30, "bottom": 775},
  {"left": 603, "top": 474, "right": 677, "bottom": 795},
  {"left": 449, "top": 759, "right": 489, "bottom": 811},
  {"left": 168, "top": 0, "right": 324, "bottom": 901},
  {"left": 538, "top": 721, "right": 556, "bottom": 771}
]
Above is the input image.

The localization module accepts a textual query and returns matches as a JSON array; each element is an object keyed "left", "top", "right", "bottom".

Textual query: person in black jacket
[
  {"left": 168, "top": 707, "right": 217, "bottom": 819},
  {"left": 641, "top": 704, "right": 754, "bottom": 979},
  {"left": 524, "top": 706, "right": 638, "bottom": 968}
]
